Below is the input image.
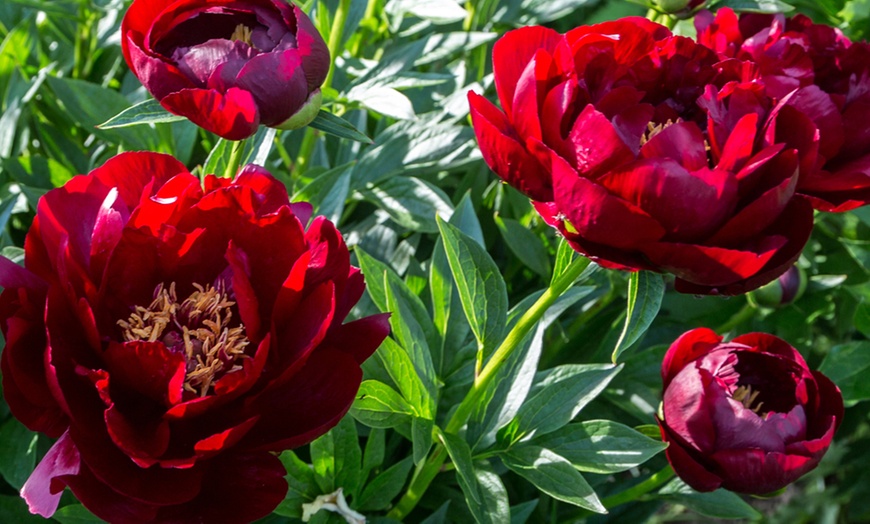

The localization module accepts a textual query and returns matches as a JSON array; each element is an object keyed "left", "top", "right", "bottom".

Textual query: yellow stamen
[
  {"left": 118, "top": 283, "right": 250, "bottom": 397},
  {"left": 230, "top": 24, "right": 253, "bottom": 46},
  {"left": 732, "top": 384, "right": 765, "bottom": 413}
]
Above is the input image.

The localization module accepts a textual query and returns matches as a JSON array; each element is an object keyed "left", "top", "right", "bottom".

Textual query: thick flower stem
[
  {"left": 224, "top": 139, "right": 246, "bottom": 179},
  {"left": 387, "top": 255, "right": 591, "bottom": 520},
  {"left": 601, "top": 465, "right": 675, "bottom": 509},
  {"left": 324, "top": 0, "right": 350, "bottom": 91}
]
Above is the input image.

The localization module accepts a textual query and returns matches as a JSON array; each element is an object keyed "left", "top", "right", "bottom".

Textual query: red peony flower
[
  {"left": 0, "top": 152, "right": 389, "bottom": 523},
  {"left": 121, "top": 0, "right": 329, "bottom": 140},
  {"left": 657, "top": 328, "right": 843, "bottom": 494},
  {"left": 468, "top": 19, "right": 817, "bottom": 294},
  {"left": 696, "top": 8, "right": 870, "bottom": 211}
]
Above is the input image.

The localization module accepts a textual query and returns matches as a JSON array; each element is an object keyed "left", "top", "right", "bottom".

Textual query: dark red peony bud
[
  {"left": 658, "top": 328, "right": 843, "bottom": 494},
  {"left": 696, "top": 8, "right": 870, "bottom": 212},
  {"left": 0, "top": 152, "right": 389, "bottom": 523},
  {"left": 121, "top": 0, "right": 329, "bottom": 140},
  {"left": 748, "top": 264, "right": 807, "bottom": 308},
  {"left": 468, "top": 19, "right": 818, "bottom": 294}
]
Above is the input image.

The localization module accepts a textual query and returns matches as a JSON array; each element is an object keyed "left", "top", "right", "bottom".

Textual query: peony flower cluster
[{"left": 468, "top": 13, "right": 870, "bottom": 294}]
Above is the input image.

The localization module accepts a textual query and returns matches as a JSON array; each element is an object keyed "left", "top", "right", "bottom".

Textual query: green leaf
[
  {"left": 52, "top": 504, "right": 103, "bottom": 523},
  {"left": 532, "top": 420, "right": 667, "bottom": 474},
  {"left": 275, "top": 451, "right": 319, "bottom": 518},
  {"left": 474, "top": 462, "right": 511, "bottom": 524},
  {"left": 551, "top": 238, "right": 577, "bottom": 286},
  {"left": 467, "top": 286, "right": 596, "bottom": 451},
  {"left": 360, "top": 177, "right": 454, "bottom": 233},
  {"left": 308, "top": 109, "right": 372, "bottom": 143},
  {"left": 439, "top": 431, "right": 482, "bottom": 505},
  {"left": 46, "top": 76, "right": 160, "bottom": 151},
  {"left": 292, "top": 163, "right": 352, "bottom": 224},
  {"left": 420, "top": 501, "right": 450, "bottom": 524},
  {"left": 0, "top": 417, "right": 38, "bottom": 489},
  {"left": 501, "top": 446, "right": 605, "bottom": 513},
  {"left": 350, "top": 380, "right": 415, "bottom": 429},
  {"left": 494, "top": 215, "right": 550, "bottom": 278},
  {"left": 412, "top": 416, "right": 434, "bottom": 465},
  {"left": 854, "top": 303, "right": 870, "bottom": 339},
  {"left": 711, "top": 0, "right": 794, "bottom": 13},
  {"left": 510, "top": 364, "right": 622, "bottom": 442},
  {"left": 819, "top": 341, "right": 870, "bottom": 403},
  {"left": 362, "top": 428, "right": 385, "bottom": 479},
  {"left": 385, "top": 278, "right": 438, "bottom": 414},
  {"left": 414, "top": 32, "right": 498, "bottom": 66},
  {"left": 659, "top": 478, "right": 762, "bottom": 520},
  {"left": 510, "top": 500, "right": 539, "bottom": 524},
  {"left": 0, "top": 495, "right": 47, "bottom": 523},
  {"left": 97, "top": 98, "right": 185, "bottom": 129},
  {"left": 356, "top": 457, "right": 414, "bottom": 511},
  {"left": 310, "top": 416, "right": 362, "bottom": 495},
  {"left": 612, "top": 271, "right": 664, "bottom": 363},
  {"left": 374, "top": 337, "right": 434, "bottom": 419},
  {"left": 437, "top": 217, "right": 508, "bottom": 358}
]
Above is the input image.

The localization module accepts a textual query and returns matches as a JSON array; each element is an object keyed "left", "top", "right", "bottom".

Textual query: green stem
[
  {"left": 224, "top": 139, "right": 246, "bottom": 179},
  {"left": 600, "top": 465, "right": 675, "bottom": 509},
  {"left": 714, "top": 303, "right": 756, "bottom": 334},
  {"left": 387, "top": 255, "right": 591, "bottom": 520},
  {"left": 323, "top": 0, "right": 350, "bottom": 92}
]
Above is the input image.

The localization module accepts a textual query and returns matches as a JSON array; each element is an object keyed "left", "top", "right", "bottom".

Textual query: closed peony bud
[{"left": 749, "top": 265, "right": 807, "bottom": 308}]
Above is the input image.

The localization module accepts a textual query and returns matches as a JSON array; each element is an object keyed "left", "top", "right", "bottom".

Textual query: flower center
[
  {"left": 731, "top": 384, "right": 765, "bottom": 413},
  {"left": 117, "top": 283, "right": 250, "bottom": 397},
  {"left": 230, "top": 24, "right": 253, "bottom": 46}
]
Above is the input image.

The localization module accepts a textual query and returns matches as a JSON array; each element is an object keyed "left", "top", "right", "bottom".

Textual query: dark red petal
[
  {"left": 292, "top": 4, "right": 330, "bottom": 91},
  {"left": 551, "top": 153, "right": 666, "bottom": 249},
  {"left": 154, "top": 452, "right": 287, "bottom": 524},
  {"left": 801, "top": 157, "right": 870, "bottom": 211},
  {"left": 104, "top": 404, "right": 171, "bottom": 468},
  {"left": 120, "top": 0, "right": 176, "bottom": 60},
  {"left": 62, "top": 462, "right": 158, "bottom": 524},
  {"left": 810, "top": 370, "right": 844, "bottom": 432},
  {"left": 643, "top": 238, "right": 783, "bottom": 289},
  {"left": 103, "top": 341, "right": 186, "bottom": 407},
  {"left": 717, "top": 113, "right": 759, "bottom": 173},
  {"left": 661, "top": 328, "right": 722, "bottom": 388},
  {"left": 675, "top": 197, "right": 813, "bottom": 294},
  {"left": 241, "top": 348, "right": 361, "bottom": 451},
  {"left": 788, "top": 86, "right": 844, "bottom": 161},
  {"left": 708, "top": 158, "right": 799, "bottom": 247},
  {"left": 468, "top": 91, "right": 553, "bottom": 201},
  {"left": 226, "top": 242, "right": 262, "bottom": 341},
  {"left": 710, "top": 448, "right": 817, "bottom": 494},
  {"left": 123, "top": 36, "right": 194, "bottom": 99},
  {"left": 731, "top": 332, "right": 807, "bottom": 363},
  {"left": 325, "top": 313, "right": 391, "bottom": 364},
  {"left": 640, "top": 121, "right": 708, "bottom": 171},
  {"left": 663, "top": 367, "right": 722, "bottom": 454},
  {"left": 234, "top": 50, "right": 309, "bottom": 127},
  {"left": 598, "top": 160, "right": 737, "bottom": 243},
  {"left": 271, "top": 281, "right": 334, "bottom": 376},
  {"left": 492, "top": 26, "right": 562, "bottom": 118},
  {"left": 160, "top": 87, "right": 260, "bottom": 140},
  {"left": 658, "top": 419, "right": 724, "bottom": 492},
  {"left": 22, "top": 430, "right": 80, "bottom": 518},
  {"left": 0, "top": 255, "right": 47, "bottom": 291},
  {"left": 564, "top": 105, "right": 635, "bottom": 179},
  {"left": 127, "top": 173, "right": 203, "bottom": 234},
  {"left": 234, "top": 165, "right": 292, "bottom": 215}
]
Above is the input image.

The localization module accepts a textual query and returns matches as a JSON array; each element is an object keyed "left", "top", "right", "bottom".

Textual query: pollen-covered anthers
[
  {"left": 118, "top": 282, "right": 251, "bottom": 397},
  {"left": 230, "top": 24, "right": 253, "bottom": 46},
  {"left": 640, "top": 119, "right": 682, "bottom": 146},
  {"left": 732, "top": 384, "right": 765, "bottom": 413}
]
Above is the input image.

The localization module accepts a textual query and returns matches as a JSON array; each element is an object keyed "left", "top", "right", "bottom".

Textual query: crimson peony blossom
[
  {"left": 468, "top": 19, "right": 818, "bottom": 294},
  {"left": 122, "top": 0, "right": 329, "bottom": 140},
  {"left": 696, "top": 8, "right": 870, "bottom": 211},
  {"left": 0, "top": 152, "right": 389, "bottom": 523},
  {"left": 657, "top": 328, "right": 843, "bottom": 494}
]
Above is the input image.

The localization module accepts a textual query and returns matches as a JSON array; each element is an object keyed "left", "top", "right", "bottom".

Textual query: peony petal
[
  {"left": 710, "top": 448, "right": 817, "bottom": 494},
  {"left": 551, "top": 153, "right": 666, "bottom": 249},
  {"left": 160, "top": 87, "right": 260, "bottom": 140},
  {"left": 325, "top": 313, "right": 391, "bottom": 364},
  {"left": 292, "top": 4, "right": 330, "bottom": 91},
  {"left": 492, "top": 26, "right": 563, "bottom": 118},
  {"left": 468, "top": 91, "right": 553, "bottom": 201},
  {"left": 639, "top": 121, "right": 708, "bottom": 171},
  {"left": 564, "top": 105, "right": 636, "bottom": 179},
  {"left": 661, "top": 327, "right": 722, "bottom": 388},
  {"left": 659, "top": 420, "right": 724, "bottom": 492},
  {"left": 233, "top": 49, "right": 309, "bottom": 127},
  {"left": 22, "top": 430, "right": 80, "bottom": 518},
  {"left": 102, "top": 341, "right": 186, "bottom": 407}
]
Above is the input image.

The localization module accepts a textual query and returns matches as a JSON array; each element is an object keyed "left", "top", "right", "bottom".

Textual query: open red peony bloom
[
  {"left": 468, "top": 19, "right": 817, "bottom": 294},
  {"left": 658, "top": 328, "right": 843, "bottom": 494},
  {"left": 696, "top": 8, "right": 870, "bottom": 211},
  {"left": 122, "top": 0, "right": 329, "bottom": 140},
  {"left": 0, "top": 152, "right": 388, "bottom": 523}
]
